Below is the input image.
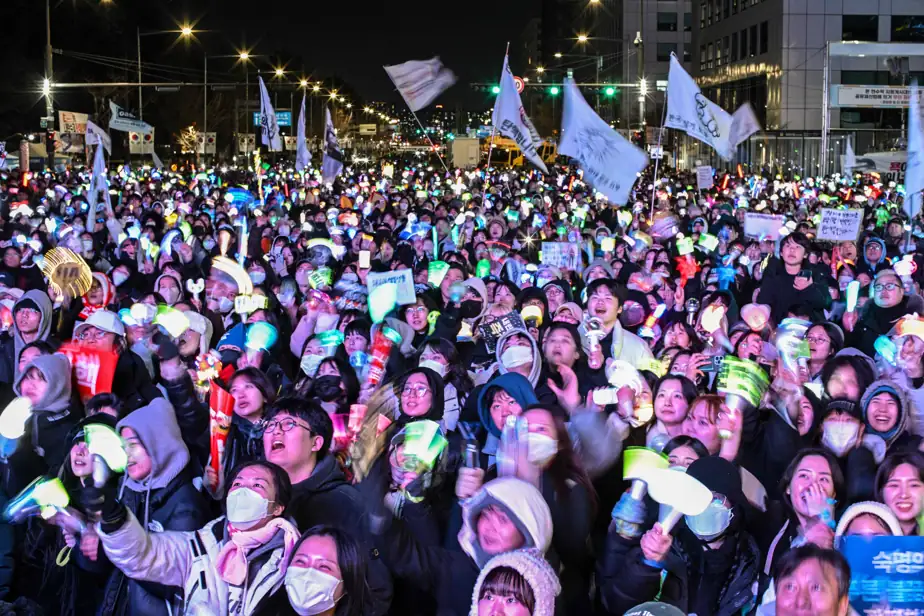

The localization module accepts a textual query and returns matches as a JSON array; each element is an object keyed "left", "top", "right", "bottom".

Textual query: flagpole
[
  {"left": 410, "top": 110, "right": 451, "bottom": 173},
  {"left": 648, "top": 88, "right": 668, "bottom": 220},
  {"left": 486, "top": 41, "right": 511, "bottom": 170}
]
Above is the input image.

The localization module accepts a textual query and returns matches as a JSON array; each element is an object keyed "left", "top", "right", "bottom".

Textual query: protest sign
[
  {"left": 58, "top": 343, "right": 118, "bottom": 403},
  {"left": 541, "top": 242, "right": 581, "bottom": 270},
  {"left": 478, "top": 311, "right": 527, "bottom": 354},
  {"left": 743, "top": 213, "right": 784, "bottom": 240},
  {"left": 817, "top": 208, "right": 863, "bottom": 242},
  {"left": 841, "top": 536, "right": 924, "bottom": 615},
  {"left": 696, "top": 166, "right": 714, "bottom": 190},
  {"left": 367, "top": 269, "right": 415, "bottom": 305}
]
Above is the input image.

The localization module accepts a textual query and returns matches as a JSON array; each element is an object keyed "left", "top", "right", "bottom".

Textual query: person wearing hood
[
  {"left": 541, "top": 280, "right": 571, "bottom": 316},
  {"left": 93, "top": 398, "right": 209, "bottom": 616},
  {"left": 598, "top": 456, "right": 760, "bottom": 616},
  {"left": 79, "top": 273, "right": 115, "bottom": 321},
  {"left": 262, "top": 397, "right": 393, "bottom": 615},
  {"left": 463, "top": 373, "right": 539, "bottom": 474},
  {"left": 8, "top": 353, "right": 79, "bottom": 494},
  {"left": 91, "top": 460, "right": 300, "bottom": 615},
  {"left": 844, "top": 269, "right": 924, "bottom": 358},
  {"left": 153, "top": 273, "right": 183, "bottom": 307},
  {"left": 0, "top": 289, "right": 54, "bottom": 387},
  {"left": 72, "top": 310, "right": 162, "bottom": 413},
  {"left": 470, "top": 549, "right": 560, "bottom": 616},
  {"left": 857, "top": 235, "right": 889, "bottom": 277},
  {"left": 362, "top": 469, "right": 553, "bottom": 616},
  {"left": 178, "top": 310, "right": 214, "bottom": 367},
  {"left": 860, "top": 380, "right": 921, "bottom": 461}
]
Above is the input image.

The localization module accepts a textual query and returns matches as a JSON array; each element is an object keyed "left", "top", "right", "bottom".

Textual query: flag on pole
[
  {"left": 85, "top": 120, "right": 112, "bottom": 155},
  {"left": 729, "top": 102, "right": 762, "bottom": 152},
  {"left": 905, "top": 80, "right": 924, "bottom": 219},
  {"left": 108, "top": 101, "right": 153, "bottom": 135},
  {"left": 87, "top": 142, "right": 112, "bottom": 224},
  {"left": 491, "top": 56, "right": 548, "bottom": 173},
  {"left": 257, "top": 77, "right": 282, "bottom": 152},
  {"left": 383, "top": 57, "right": 457, "bottom": 112},
  {"left": 559, "top": 77, "right": 646, "bottom": 205},
  {"left": 296, "top": 93, "right": 311, "bottom": 172},
  {"left": 843, "top": 135, "right": 856, "bottom": 176},
  {"left": 665, "top": 54, "right": 736, "bottom": 159},
  {"left": 321, "top": 107, "right": 343, "bottom": 185},
  {"left": 151, "top": 150, "right": 164, "bottom": 170}
]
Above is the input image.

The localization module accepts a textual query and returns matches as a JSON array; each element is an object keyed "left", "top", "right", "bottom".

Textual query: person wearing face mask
[
  {"left": 416, "top": 338, "right": 473, "bottom": 433},
  {"left": 206, "top": 267, "right": 240, "bottom": 332},
  {"left": 89, "top": 398, "right": 209, "bottom": 616},
  {"left": 91, "top": 460, "right": 300, "bottom": 615},
  {"left": 307, "top": 357, "right": 360, "bottom": 421},
  {"left": 598, "top": 456, "right": 760, "bottom": 616},
  {"left": 154, "top": 273, "right": 183, "bottom": 307},
  {"left": 273, "top": 525, "right": 371, "bottom": 616}
]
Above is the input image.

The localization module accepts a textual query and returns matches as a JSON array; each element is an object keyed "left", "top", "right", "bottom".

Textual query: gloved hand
[{"left": 79, "top": 478, "right": 126, "bottom": 533}]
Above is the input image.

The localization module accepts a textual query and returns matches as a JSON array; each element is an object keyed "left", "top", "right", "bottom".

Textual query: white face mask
[
  {"left": 225, "top": 487, "right": 270, "bottom": 530},
  {"left": 285, "top": 566, "right": 342, "bottom": 615},
  {"left": 249, "top": 270, "right": 266, "bottom": 285},
  {"left": 159, "top": 286, "right": 180, "bottom": 306},
  {"left": 210, "top": 295, "right": 233, "bottom": 314},
  {"left": 821, "top": 421, "right": 860, "bottom": 457},
  {"left": 501, "top": 345, "right": 533, "bottom": 369},
  {"left": 527, "top": 433, "right": 558, "bottom": 466},
  {"left": 301, "top": 354, "right": 324, "bottom": 377},
  {"left": 684, "top": 500, "right": 733, "bottom": 541},
  {"left": 112, "top": 270, "right": 129, "bottom": 287},
  {"left": 419, "top": 359, "right": 447, "bottom": 378}
]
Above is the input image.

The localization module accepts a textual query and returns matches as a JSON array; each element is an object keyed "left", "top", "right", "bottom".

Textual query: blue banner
[
  {"left": 840, "top": 536, "right": 924, "bottom": 615},
  {"left": 252, "top": 111, "right": 292, "bottom": 127}
]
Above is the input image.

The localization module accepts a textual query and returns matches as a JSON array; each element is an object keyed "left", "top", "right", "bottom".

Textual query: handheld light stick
[
  {"left": 646, "top": 468, "right": 713, "bottom": 535},
  {"left": 0, "top": 398, "right": 32, "bottom": 461},
  {"left": 701, "top": 304, "right": 733, "bottom": 352},
  {"left": 846, "top": 280, "right": 860, "bottom": 313},
  {"left": 85, "top": 424, "right": 127, "bottom": 489},
  {"left": 366, "top": 327, "right": 403, "bottom": 389},
  {"left": 582, "top": 316, "right": 606, "bottom": 370},
  {"left": 4, "top": 476, "right": 70, "bottom": 523},
  {"left": 717, "top": 356, "right": 770, "bottom": 438},
  {"left": 611, "top": 447, "right": 669, "bottom": 539}
]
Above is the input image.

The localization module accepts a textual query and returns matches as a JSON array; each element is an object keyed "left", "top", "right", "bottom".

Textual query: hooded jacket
[
  {"left": 79, "top": 273, "right": 115, "bottom": 320},
  {"left": 8, "top": 353, "right": 78, "bottom": 494},
  {"left": 377, "top": 477, "right": 553, "bottom": 616},
  {"left": 469, "top": 549, "right": 560, "bottom": 616},
  {"left": 495, "top": 329, "right": 543, "bottom": 388},
  {"left": 859, "top": 379, "right": 922, "bottom": 462},
  {"left": 103, "top": 398, "right": 208, "bottom": 616},
  {"left": 476, "top": 373, "right": 539, "bottom": 439},
  {"left": 0, "top": 290, "right": 55, "bottom": 385}
]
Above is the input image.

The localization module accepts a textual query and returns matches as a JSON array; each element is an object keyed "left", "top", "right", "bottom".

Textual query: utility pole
[
  {"left": 44, "top": 0, "right": 55, "bottom": 170},
  {"left": 137, "top": 27, "right": 143, "bottom": 121},
  {"left": 204, "top": 56, "right": 208, "bottom": 133}
]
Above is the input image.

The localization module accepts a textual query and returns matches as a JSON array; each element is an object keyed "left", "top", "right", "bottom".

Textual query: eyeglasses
[
  {"left": 805, "top": 335, "right": 830, "bottom": 345},
  {"left": 76, "top": 327, "right": 111, "bottom": 341},
  {"left": 874, "top": 282, "right": 901, "bottom": 292},
  {"left": 263, "top": 418, "right": 312, "bottom": 434},
  {"left": 405, "top": 306, "right": 428, "bottom": 316},
  {"left": 401, "top": 385, "right": 431, "bottom": 398}
]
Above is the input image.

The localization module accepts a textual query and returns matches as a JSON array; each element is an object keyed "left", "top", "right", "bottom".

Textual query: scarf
[
  {"left": 79, "top": 273, "right": 114, "bottom": 320},
  {"left": 215, "top": 517, "right": 300, "bottom": 586}
]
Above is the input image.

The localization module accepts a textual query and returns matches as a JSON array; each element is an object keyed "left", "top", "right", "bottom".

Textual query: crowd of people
[{"left": 0, "top": 154, "right": 918, "bottom": 616}]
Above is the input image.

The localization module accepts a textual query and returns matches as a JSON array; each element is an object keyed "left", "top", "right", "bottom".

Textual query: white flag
[
  {"left": 108, "top": 101, "right": 153, "bottom": 135},
  {"left": 85, "top": 120, "right": 112, "bottom": 155},
  {"left": 87, "top": 143, "right": 111, "bottom": 224},
  {"left": 384, "top": 57, "right": 456, "bottom": 112},
  {"left": 491, "top": 56, "right": 548, "bottom": 173},
  {"left": 559, "top": 77, "right": 646, "bottom": 205},
  {"left": 257, "top": 77, "right": 282, "bottom": 152},
  {"left": 665, "top": 54, "right": 736, "bottom": 159},
  {"left": 152, "top": 150, "right": 164, "bottom": 170},
  {"left": 844, "top": 135, "right": 856, "bottom": 175},
  {"left": 321, "top": 107, "right": 343, "bottom": 184},
  {"left": 906, "top": 80, "right": 924, "bottom": 219},
  {"left": 296, "top": 94, "right": 311, "bottom": 172},
  {"left": 729, "top": 102, "right": 761, "bottom": 151}
]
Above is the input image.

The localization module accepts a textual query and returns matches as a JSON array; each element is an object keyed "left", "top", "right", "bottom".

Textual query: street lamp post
[
  {"left": 44, "top": 0, "right": 55, "bottom": 169},
  {"left": 137, "top": 25, "right": 195, "bottom": 121}
]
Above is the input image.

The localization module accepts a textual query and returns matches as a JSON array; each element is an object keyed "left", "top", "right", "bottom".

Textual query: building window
[
  {"left": 740, "top": 28, "right": 747, "bottom": 58},
  {"left": 842, "top": 15, "right": 879, "bottom": 41},
  {"left": 724, "top": 0, "right": 731, "bottom": 19},
  {"left": 707, "top": 1, "right": 713, "bottom": 25},
  {"left": 657, "top": 12, "right": 678, "bottom": 32},
  {"left": 700, "top": 3, "right": 706, "bottom": 28},
  {"left": 684, "top": 12, "right": 692, "bottom": 32},
  {"left": 732, "top": 0, "right": 738, "bottom": 14},
  {"left": 716, "top": 40, "right": 723, "bottom": 66},
  {"left": 700, "top": 45, "right": 707, "bottom": 71},
  {"left": 760, "top": 21, "right": 768, "bottom": 54},
  {"left": 749, "top": 24, "right": 758, "bottom": 56},
  {"left": 724, "top": 36, "right": 731, "bottom": 63},
  {"left": 892, "top": 16, "right": 924, "bottom": 42},
  {"left": 657, "top": 42, "right": 676, "bottom": 62},
  {"left": 684, "top": 44, "right": 692, "bottom": 63},
  {"left": 707, "top": 42, "right": 714, "bottom": 69},
  {"left": 731, "top": 32, "right": 738, "bottom": 61}
]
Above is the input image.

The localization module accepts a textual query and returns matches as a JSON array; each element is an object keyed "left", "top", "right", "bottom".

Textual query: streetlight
[
  {"left": 536, "top": 66, "right": 545, "bottom": 74},
  {"left": 300, "top": 79, "right": 308, "bottom": 87},
  {"left": 239, "top": 51, "right": 250, "bottom": 61},
  {"left": 577, "top": 34, "right": 589, "bottom": 43},
  {"left": 274, "top": 67, "right": 284, "bottom": 77},
  {"left": 180, "top": 25, "right": 193, "bottom": 37},
  {"left": 136, "top": 25, "right": 200, "bottom": 122},
  {"left": 554, "top": 52, "right": 562, "bottom": 58},
  {"left": 313, "top": 84, "right": 320, "bottom": 92}
]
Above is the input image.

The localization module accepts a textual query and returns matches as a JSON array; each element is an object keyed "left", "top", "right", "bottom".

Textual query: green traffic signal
[
  {"left": 491, "top": 85, "right": 501, "bottom": 94},
  {"left": 549, "top": 86, "right": 560, "bottom": 96},
  {"left": 604, "top": 86, "right": 616, "bottom": 96}
]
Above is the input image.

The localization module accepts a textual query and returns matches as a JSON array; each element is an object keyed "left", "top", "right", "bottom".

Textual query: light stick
[{"left": 646, "top": 468, "right": 713, "bottom": 534}]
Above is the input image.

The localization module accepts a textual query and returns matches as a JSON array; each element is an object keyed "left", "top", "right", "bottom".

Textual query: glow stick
[
  {"left": 368, "top": 283, "right": 398, "bottom": 324},
  {"left": 846, "top": 280, "right": 860, "bottom": 313},
  {"left": 0, "top": 398, "right": 32, "bottom": 460}
]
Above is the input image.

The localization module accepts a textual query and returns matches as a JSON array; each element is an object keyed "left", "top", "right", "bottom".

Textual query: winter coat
[
  {"left": 112, "top": 350, "right": 162, "bottom": 413},
  {"left": 376, "top": 477, "right": 553, "bottom": 616},
  {"left": 98, "top": 513, "right": 288, "bottom": 616},
  {"left": 598, "top": 527, "right": 760, "bottom": 616},
  {"left": 757, "top": 263, "right": 829, "bottom": 323},
  {"left": 160, "top": 373, "right": 210, "bottom": 469},
  {"left": 600, "top": 320, "right": 655, "bottom": 371},
  {"left": 287, "top": 454, "right": 393, "bottom": 616}
]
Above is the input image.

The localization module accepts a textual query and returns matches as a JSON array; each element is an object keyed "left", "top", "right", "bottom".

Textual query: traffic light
[
  {"left": 491, "top": 85, "right": 501, "bottom": 94},
  {"left": 604, "top": 86, "right": 616, "bottom": 97},
  {"left": 549, "top": 86, "right": 560, "bottom": 96}
]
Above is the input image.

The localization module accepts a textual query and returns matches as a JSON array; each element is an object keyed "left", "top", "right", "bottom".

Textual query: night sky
[{"left": 0, "top": 0, "right": 539, "bottom": 129}]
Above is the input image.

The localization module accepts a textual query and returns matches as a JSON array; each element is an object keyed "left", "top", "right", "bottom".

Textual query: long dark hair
[
  {"left": 415, "top": 337, "right": 474, "bottom": 399},
  {"left": 290, "top": 525, "right": 370, "bottom": 616},
  {"left": 875, "top": 451, "right": 924, "bottom": 502},
  {"left": 525, "top": 404, "right": 598, "bottom": 516},
  {"left": 778, "top": 448, "right": 845, "bottom": 522}
]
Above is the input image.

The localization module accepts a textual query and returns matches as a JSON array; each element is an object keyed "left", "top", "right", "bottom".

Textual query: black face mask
[
  {"left": 313, "top": 375, "right": 342, "bottom": 402},
  {"left": 460, "top": 299, "right": 483, "bottom": 319}
]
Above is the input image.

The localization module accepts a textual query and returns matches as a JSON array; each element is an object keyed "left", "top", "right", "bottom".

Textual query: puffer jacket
[{"left": 98, "top": 513, "right": 288, "bottom": 616}]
